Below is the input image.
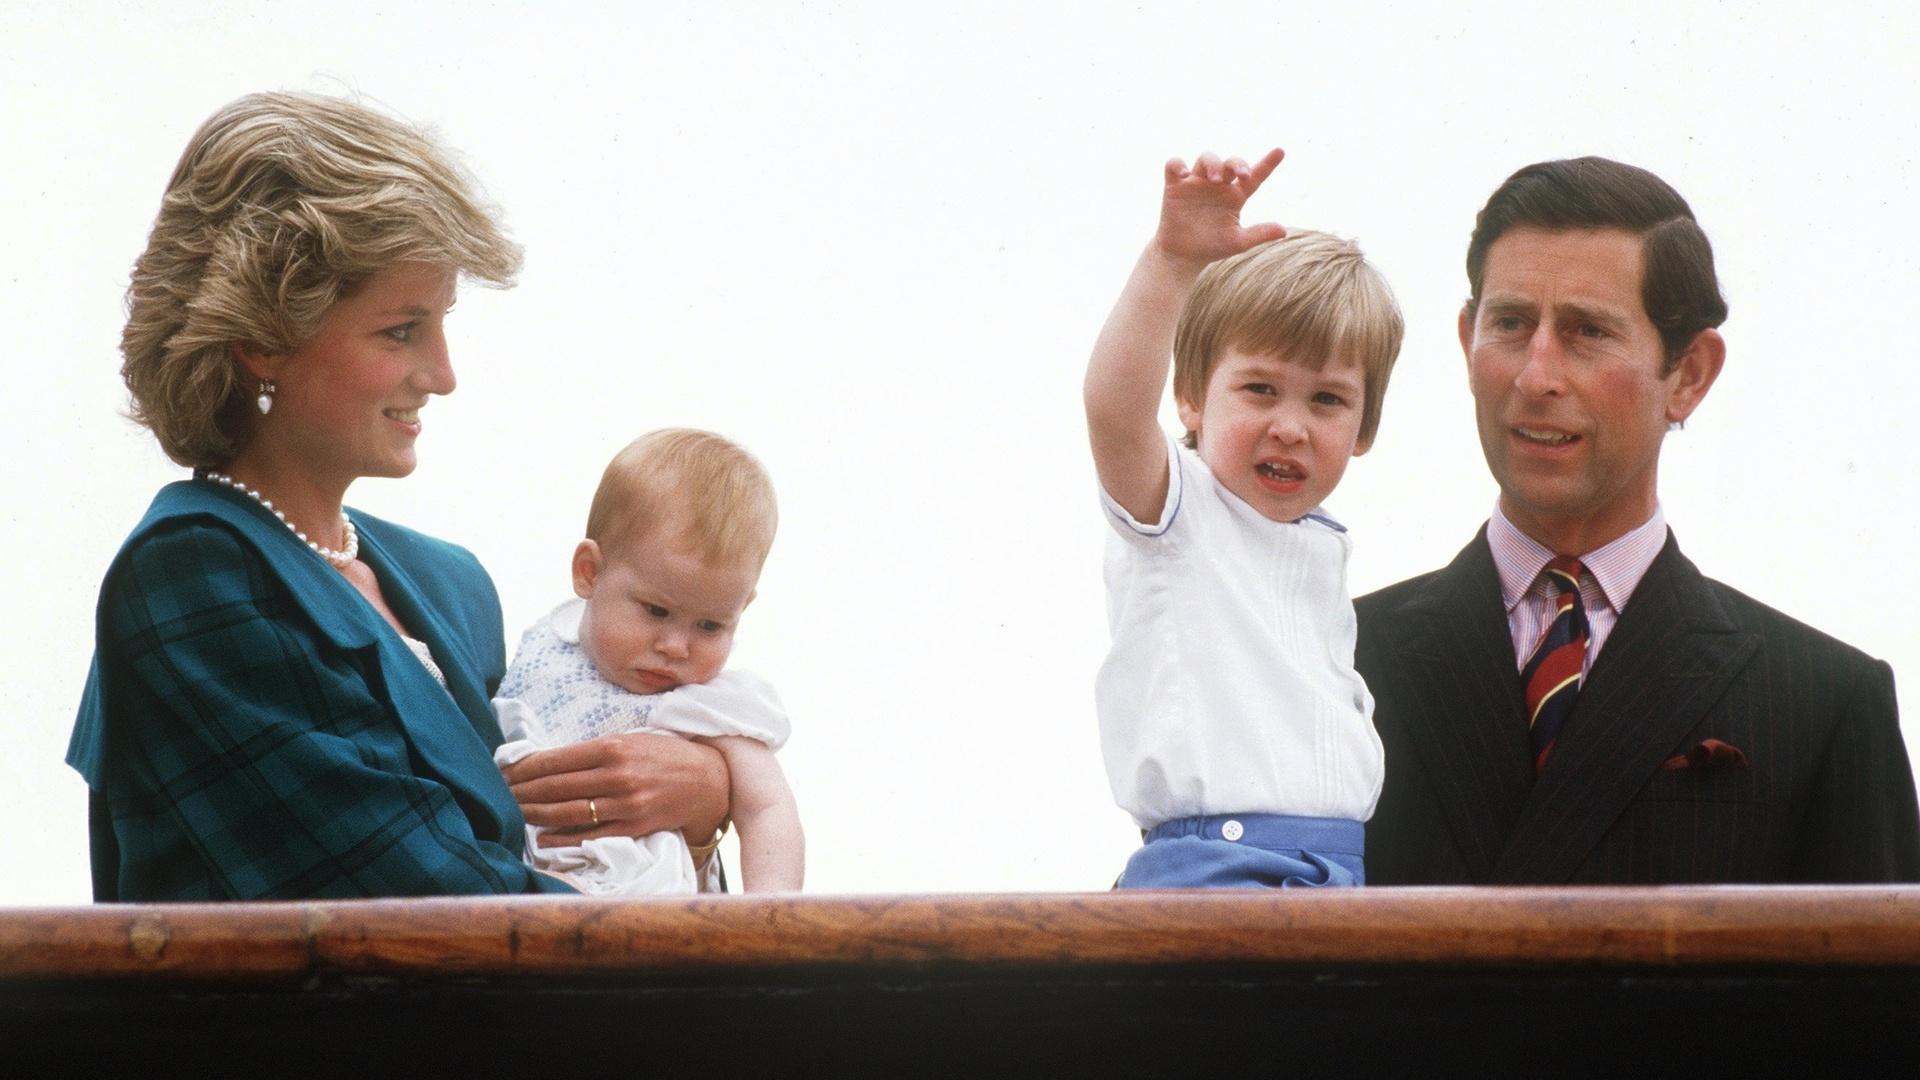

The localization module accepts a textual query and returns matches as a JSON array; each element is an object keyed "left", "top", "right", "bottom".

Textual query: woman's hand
[{"left": 501, "top": 731, "right": 730, "bottom": 849}]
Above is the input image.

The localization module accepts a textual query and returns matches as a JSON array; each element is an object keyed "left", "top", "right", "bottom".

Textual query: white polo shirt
[{"left": 1096, "top": 435, "right": 1382, "bottom": 830}]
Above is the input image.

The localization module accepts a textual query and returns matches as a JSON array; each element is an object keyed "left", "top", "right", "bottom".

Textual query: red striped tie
[{"left": 1521, "top": 556, "right": 1588, "bottom": 776}]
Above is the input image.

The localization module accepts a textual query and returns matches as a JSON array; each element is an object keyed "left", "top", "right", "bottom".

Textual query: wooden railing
[{"left": 6, "top": 888, "right": 1920, "bottom": 1075}]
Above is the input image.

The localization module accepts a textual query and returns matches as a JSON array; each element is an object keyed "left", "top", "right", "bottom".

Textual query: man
[{"left": 1356, "top": 157, "right": 1920, "bottom": 884}]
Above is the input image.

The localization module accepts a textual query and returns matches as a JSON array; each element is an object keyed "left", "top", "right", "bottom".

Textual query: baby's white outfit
[
  {"left": 1097, "top": 434, "right": 1382, "bottom": 833},
  {"left": 492, "top": 599, "right": 788, "bottom": 895}
]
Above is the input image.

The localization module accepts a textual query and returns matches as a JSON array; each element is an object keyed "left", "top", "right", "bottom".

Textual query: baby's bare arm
[
  {"left": 701, "top": 735, "right": 803, "bottom": 892},
  {"left": 1085, "top": 149, "right": 1288, "bottom": 522}
]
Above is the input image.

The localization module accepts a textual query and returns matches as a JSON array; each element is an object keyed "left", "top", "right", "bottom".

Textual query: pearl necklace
[{"left": 196, "top": 470, "right": 359, "bottom": 568}]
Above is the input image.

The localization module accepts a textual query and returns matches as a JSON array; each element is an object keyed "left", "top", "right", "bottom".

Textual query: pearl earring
[{"left": 257, "top": 378, "right": 276, "bottom": 415}]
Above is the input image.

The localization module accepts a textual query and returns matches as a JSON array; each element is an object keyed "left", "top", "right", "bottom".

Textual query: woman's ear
[{"left": 230, "top": 340, "right": 275, "bottom": 381}]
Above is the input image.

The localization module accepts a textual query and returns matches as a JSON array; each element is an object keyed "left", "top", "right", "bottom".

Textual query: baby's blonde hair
[
  {"left": 586, "top": 429, "right": 778, "bottom": 571},
  {"left": 1172, "top": 230, "right": 1403, "bottom": 450}
]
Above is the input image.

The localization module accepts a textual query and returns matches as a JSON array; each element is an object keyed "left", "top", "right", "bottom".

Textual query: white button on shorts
[{"left": 1221, "top": 819, "right": 1244, "bottom": 842}]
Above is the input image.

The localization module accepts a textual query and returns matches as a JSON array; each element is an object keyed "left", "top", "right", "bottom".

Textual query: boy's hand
[
  {"left": 1085, "top": 145, "right": 1289, "bottom": 524},
  {"left": 1155, "top": 148, "right": 1288, "bottom": 268}
]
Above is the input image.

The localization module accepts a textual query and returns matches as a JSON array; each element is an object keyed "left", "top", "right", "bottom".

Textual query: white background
[{"left": 4, "top": 2, "right": 1915, "bottom": 904}]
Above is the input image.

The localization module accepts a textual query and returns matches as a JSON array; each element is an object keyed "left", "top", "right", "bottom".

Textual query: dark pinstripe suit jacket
[
  {"left": 1355, "top": 528, "right": 1920, "bottom": 884},
  {"left": 69, "top": 481, "right": 576, "bottom": 900}
]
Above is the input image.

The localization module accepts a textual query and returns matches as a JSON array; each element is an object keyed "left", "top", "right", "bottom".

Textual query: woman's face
[{"left": 251, "top": 261, "right": 459, "bottom": 487}]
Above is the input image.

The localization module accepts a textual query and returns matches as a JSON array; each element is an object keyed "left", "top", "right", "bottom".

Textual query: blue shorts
[{"left": 1117, "top": 813, "right": 1365, "bottom": 889}]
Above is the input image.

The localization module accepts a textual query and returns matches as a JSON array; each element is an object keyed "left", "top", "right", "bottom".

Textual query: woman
[{"left": 68, "top": 92, "right": 728, "bottom": 900}]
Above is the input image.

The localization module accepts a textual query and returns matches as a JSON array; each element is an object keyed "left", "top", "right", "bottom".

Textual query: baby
[
  {"left": 493, "top": 429, "right": 803, "bottom": 893},
  {"left": 1085, "top": 149, "right": 1402, "bottom": 888}
]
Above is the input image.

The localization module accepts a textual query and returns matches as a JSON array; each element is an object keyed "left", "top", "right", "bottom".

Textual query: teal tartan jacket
[{"left": 69, "top": 480, "right": 576, "bottom": 900}]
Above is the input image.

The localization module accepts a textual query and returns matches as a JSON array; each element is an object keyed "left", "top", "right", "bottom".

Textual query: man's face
[{"left": 1461, "top": 227, "right": 1720, "bottom": 553}]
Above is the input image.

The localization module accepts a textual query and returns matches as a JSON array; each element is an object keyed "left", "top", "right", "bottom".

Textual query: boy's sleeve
[
  {"left": 1098, "top": 432, "right": 1189, "bottom": 549},
  {"left": 648, "top": 670, "right": 790, "bottom": 749},
  {"left": 100, "top": 521, "right": 574, "bottom": 898}
]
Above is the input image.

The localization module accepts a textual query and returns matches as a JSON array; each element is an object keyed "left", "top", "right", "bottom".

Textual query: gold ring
[{"left": 588, "top": 798, "right": 599, "bottom": 826}]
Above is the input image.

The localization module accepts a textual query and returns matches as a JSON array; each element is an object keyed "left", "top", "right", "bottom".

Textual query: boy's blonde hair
[
  {"left": 122, "top": 91, "right": 522, "bottom": 468},
  {"left": 586, "top": 429, "right": 778, "bottom": 571},
  {"left": 1172, "top": 230, "right": 1403, "bottom": 450}
]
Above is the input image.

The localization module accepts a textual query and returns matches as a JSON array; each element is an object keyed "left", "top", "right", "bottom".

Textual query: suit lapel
[
  {"left": 1491, "top": 534, "right": 1759, "bottom": 883},
  {"left": 1377, "top": 534, "right": 1535, "bottom": 881}
]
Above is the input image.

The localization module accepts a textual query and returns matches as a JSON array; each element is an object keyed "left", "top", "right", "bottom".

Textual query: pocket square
[{"left": 1662, "top": 738, "right": 1749, "bottom": 771}]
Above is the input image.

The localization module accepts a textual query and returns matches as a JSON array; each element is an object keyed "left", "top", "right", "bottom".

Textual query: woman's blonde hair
[
  {"left": 121, "top": 91, "right": 523, "bottom": 467},
  {"left": 586, "top": 429, "right": 779, "bottom": 572}
]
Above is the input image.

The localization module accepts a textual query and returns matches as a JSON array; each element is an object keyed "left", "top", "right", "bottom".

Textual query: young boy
[
  {"left": 492, "top": 429, "right": 804, "bottom": 894},
  {"left": 1086, "top": 148, "right": 1402, "bottom": 888}
]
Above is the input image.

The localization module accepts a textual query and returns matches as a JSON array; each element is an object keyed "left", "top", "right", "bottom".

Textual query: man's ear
[
  {"left": 1457, "top": 304, "right": 1476, "bottom": 368},
  {"left": 571, "top": 540, "right": 602, "bottom": 600},
  {"left": 1664, "top": 328, "right": 1726, "bottom": 425}
]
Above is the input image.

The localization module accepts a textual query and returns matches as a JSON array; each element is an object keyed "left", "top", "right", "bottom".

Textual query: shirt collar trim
[{"left": 1488, "top": 502, "right": 1667, "bottom": 615}]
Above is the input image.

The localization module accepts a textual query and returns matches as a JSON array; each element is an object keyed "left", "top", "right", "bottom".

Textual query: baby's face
[{"left": 572, "top": 536, "right": 759, "bottom": 694}]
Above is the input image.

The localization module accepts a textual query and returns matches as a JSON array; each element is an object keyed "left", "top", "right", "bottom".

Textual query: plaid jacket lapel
[
  {"left": 69, "top": 482, "right": 382, "bottom": 786},
  {"left": 145, "top": 481, "right": 386, "bottom": 648},
  {"left": 351, "top": 515, "right": 507, "bottom": 748},
  {"left": 133, "top": 484, "right": 515, "bottom": 837}
]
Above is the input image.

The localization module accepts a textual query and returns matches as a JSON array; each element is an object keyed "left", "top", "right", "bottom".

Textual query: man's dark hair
[{"left": 1465, "top": 157, "right": 1729, "bottom": 373}]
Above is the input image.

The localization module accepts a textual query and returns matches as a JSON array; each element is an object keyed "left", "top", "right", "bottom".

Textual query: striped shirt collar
[{"left": 1489, "top": 501, "right": 1668, "bottom": 617}]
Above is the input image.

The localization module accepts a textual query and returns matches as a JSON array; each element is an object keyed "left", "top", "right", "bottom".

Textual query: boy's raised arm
[{"left": 1084, "top": 149, "right": 1288, "bottom": 523}]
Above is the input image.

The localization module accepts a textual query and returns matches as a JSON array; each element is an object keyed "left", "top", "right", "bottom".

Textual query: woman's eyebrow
[{"left": 377, "top": 304, "right": 436, "bottom": 318}]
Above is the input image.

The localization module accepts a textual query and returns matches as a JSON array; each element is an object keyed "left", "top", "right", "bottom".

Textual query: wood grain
[{"left": 4, "top": 887, "right": 1919, "bottom": 981}]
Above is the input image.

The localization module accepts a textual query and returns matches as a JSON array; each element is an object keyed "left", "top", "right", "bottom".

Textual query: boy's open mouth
[{"left": 1257, "top": 462, "right": 1305, "bottom": 480}]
